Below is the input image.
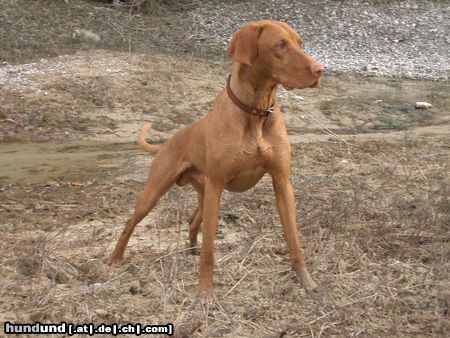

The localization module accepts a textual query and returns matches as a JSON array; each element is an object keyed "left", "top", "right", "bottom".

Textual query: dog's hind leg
[
  {"left": 177, "top": 168, "right": 205, "bottom": 253},
  {"left": 109, "top": 148, "right": 189, "bottom": 265},
  {"left": 188, "top": 187, "right": 204, "bottom": 253}
]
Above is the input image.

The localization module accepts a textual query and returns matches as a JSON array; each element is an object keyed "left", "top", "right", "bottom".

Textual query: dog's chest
[
  {"left": 224, "top": 133, "right": 275, "bottom": 192},
  {"left": 226, "top": 143, "right": 267, "bottom": 192},
  {"left": 243, "top": 135, "right": 272, "bottom": 160}
]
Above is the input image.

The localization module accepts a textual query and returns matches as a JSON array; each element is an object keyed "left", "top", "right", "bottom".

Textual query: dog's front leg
[
  {"left": 197, "top": 178, "right": 223, "bottom": 297},
  {"left": 272, "top": 174, "right": 318, "bottom": 293}
]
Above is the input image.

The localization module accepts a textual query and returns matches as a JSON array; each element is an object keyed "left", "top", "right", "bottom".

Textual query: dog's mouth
[
  {"left": 282, "top": 83, "right": 295, "bottom": 91},
  {"left": 309, "top": 80, "right": 319, "bottom": 88},
  {"left": 281, "top": 80, "right": 319, "bottom": 91}
]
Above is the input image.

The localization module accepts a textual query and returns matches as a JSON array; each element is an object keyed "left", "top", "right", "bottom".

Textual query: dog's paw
[
  {"left": 107, "top": 255, "right": 124, "bottom": 267},
  {"left": 302, "top": 278, "right": 319, "bottom": 295},
  {"left": 196, "top": 284, "right": 215, "bottom": 299},
  {"left": 197, "top": 291, "right": 215, "bottom": 300},
  {"left": 295, "top": 266, "right": 319, "bottom": 294},
  {"left": 187, "top": 243, "right": 198, "bottom": 255}
]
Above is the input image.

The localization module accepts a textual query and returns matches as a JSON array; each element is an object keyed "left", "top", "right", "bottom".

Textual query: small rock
[
  {"left": 90, "top": 282, "right": 103, "bottom": 289},
  {"left": 73, "top": 29, "right": 101, "bottom": 43},
  {"left": 415, "top": 102, "right": 432, "bottom": 109},
  {"left": 94, "top": 309, "right": 108, "bottom": 317}
]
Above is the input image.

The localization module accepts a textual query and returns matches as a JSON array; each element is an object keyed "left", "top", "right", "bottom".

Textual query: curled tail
[{"left": 137, "top": 123, "right": 162, "bottom": 154}]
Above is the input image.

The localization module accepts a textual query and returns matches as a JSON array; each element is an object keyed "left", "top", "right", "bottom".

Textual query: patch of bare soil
[
  {"left": 0, "top": 51, "right": 227, "bottom": 142},
  {"left": 1, "top": 51, "right": 448, "bottom": 143}
]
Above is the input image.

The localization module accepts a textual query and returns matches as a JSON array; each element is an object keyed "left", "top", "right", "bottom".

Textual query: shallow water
[{"left": 0, "top": 141, "right": 138, "bottom": 185}]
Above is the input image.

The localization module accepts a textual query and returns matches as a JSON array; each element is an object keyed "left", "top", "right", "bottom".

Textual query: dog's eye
[{"left": 275, "top": 42, "right": 286, "bottom": 50}]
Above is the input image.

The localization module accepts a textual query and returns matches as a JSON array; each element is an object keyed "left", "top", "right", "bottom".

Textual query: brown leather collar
[{"left": 226, "top": 75, "right": 274, "bottom": 117}]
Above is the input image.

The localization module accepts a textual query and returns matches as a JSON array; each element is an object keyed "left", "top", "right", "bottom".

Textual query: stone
[{"left": 414, "top": 102, "right": 433, "bottom": 109}]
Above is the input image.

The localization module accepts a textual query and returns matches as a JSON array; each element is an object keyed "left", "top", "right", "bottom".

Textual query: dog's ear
[{"left": 227, "top": 24, "right": 262, "bottom": 67}]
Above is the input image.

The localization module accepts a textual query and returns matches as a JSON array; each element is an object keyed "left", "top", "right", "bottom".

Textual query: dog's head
[{"left": 228, "top": 20, "right": 323, "bottom": 90}]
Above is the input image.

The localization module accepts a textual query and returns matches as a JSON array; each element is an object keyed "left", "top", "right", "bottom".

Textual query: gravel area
[
  {"left": 188, "top": 0, "right": 449, "bottom": 81},
  {"left": 0, "top": 0, "right": 448, "bottom": 86},
  {"left": 0, "top": 55, "right": 129, "bottom": 91}
]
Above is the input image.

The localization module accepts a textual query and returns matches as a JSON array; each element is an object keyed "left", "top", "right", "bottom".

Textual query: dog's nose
[{"left": 310, "top": 62, "right": 324, "bottom": 78}]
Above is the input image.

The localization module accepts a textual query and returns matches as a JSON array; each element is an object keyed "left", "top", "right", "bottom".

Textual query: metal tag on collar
[
  {"left": 266, "top": 106, "right": 275, "bottom": 117},
  {"left": 264, "top": 106, "right": 274, "bottom": 126},
  {"left": 265, "top": 106, "right": 275, "bottom": 117}
]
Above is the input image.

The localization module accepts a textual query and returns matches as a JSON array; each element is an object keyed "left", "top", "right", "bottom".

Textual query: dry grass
[
  {"left": 1, "top": 138, "right": 448, "bottom": 337},
  {"left": 0, "top": 0, "right": 206, "bottom": 64}
]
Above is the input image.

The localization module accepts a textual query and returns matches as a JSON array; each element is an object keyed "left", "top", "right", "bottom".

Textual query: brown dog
[{"left": 109, "top": 20, "right": 323, "bottom": 296}]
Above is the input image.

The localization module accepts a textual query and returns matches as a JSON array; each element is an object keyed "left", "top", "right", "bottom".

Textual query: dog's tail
[{"left": 137, "top": 123, "right": 162, "bottom": 154}]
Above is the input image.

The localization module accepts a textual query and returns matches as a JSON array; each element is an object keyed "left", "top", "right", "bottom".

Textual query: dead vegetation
[
  {"left": 1, "top": 138, "right": 448, "bottom": 337},
  {"left": 0, "top": 0, "right": 207, "bottom": 64}
]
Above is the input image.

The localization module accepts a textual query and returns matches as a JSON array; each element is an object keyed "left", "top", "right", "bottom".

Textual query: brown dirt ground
[
  {"left": 1, "top": 134, "right": 449, "bottom": 337},
  {"left": 0, "top": 1, "right": 449, "bottom": 338}
]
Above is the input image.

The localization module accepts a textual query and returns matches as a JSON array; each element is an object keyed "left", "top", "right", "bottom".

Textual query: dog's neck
[{"left": 229, "top": 63, "right": 278, "bottom": 114}]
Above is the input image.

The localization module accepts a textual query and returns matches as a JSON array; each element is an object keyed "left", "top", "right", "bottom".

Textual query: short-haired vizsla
[{"left": 109, "top": 20, "right": 324, "bottom": 296}]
